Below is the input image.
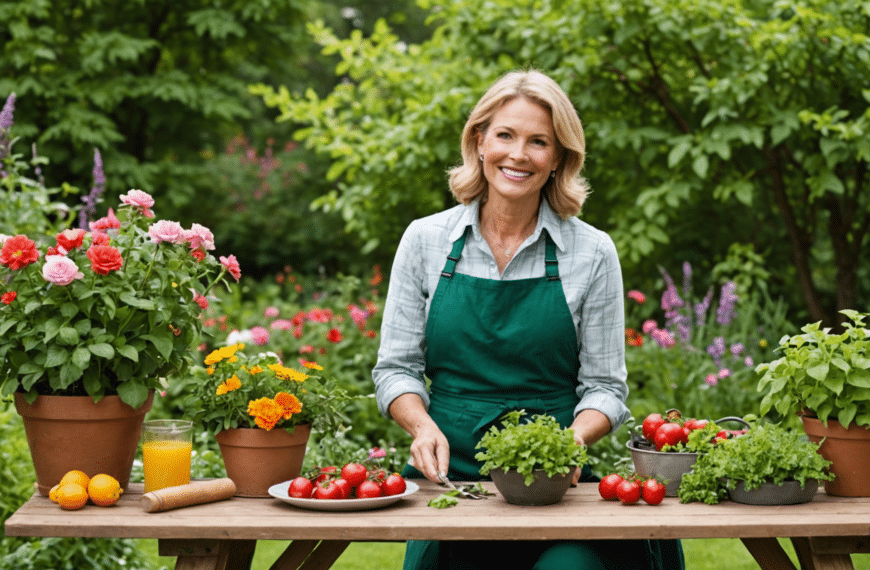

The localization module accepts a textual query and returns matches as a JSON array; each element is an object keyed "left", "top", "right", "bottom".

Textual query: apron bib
[{"left": 402, "top": 226, "right": 684, "bottom": 570}]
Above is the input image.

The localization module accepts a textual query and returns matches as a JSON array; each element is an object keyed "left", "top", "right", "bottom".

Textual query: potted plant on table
[
  {"left": 756, "top": 309, "right": 870, "bottom": 496},
  {"left": 0, "top": 190, "right": 239, "bottom": 495},
  {"left": 677, "top": 421, "right": 833, "bottom": 505},
  {"left": 475, "top": 410, "right": 587, "bottom": 506},
  {"left": 183, "top": 343, "right": 353, "bottom": 496}
]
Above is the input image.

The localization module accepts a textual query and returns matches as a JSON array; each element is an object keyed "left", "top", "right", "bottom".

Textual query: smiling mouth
[{"left": 500, "top": 167, "right": 532, "bottom": 180}]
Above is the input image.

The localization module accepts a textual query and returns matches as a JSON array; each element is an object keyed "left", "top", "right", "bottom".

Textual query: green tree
[{"left": 258, "top": 0, "right": 869, "bottom": 325}]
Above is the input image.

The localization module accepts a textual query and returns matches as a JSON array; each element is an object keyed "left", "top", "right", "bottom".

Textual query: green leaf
[
  {"left": 88, "top": 343, "right": 115, "bottom": 359},
  {"left": 806, "top": 361, "right": 829, "bottom": 382},
  {"left": 119, "top": 293, "right": 156, "bottom": 311},
  {"left": 44, "top": 346, "right": 69, "bottom": 368},
  {"left": 71, "top": 347, "right": 91, "bottom": 369},
  {"left": 117, "top": 381, "right": 149, "bottom": 409},
  {"left": 141, "top": 334, "right": 173, "bottom": 360},
  {"left": 117, "top": 344, "right": 140, "bottom": 362},
  {"left": 57, "top": 326, "right": 79, "bottom": 345}
]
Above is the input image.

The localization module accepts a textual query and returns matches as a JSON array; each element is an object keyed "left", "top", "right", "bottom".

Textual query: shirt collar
[{"left": 448, "top": 198, "right": 566, "bottom": 252}]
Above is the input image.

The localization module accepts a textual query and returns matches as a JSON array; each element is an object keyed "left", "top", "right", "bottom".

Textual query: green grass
[{"left": 143, "top": 538, "right": 870, "bottom": 569}]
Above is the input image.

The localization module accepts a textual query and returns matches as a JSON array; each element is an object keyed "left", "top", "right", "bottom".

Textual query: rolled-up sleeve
[
  {"left": 573, "top": 235, "right": 631, "bottom": 432},
  {"left": 372, "top": 222, "right": 431, "bottom": 418}
]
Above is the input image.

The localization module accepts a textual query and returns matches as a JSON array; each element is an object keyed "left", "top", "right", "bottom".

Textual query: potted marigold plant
[
  {"left": 183, "top": 343, "right": 353, "bottom": 496},
  {"left": 0, "top": 190, "right": 239, "bottom": 495},
  {"left": 756, "top": 309, "right": 870, "bottom": 496}
]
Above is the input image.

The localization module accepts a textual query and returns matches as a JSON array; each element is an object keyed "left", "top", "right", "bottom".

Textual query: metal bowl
[
  {"left": 727, "top": 479, "right": 819, "bottom": 505},
  {"left": 489, "top": 467, "right": 576, "bottom": 506},
  {"left": 627, "top": 441, "right": 698, "bottom": 497}
]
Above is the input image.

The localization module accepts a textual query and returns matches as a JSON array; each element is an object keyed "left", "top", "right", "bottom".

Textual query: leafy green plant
[
  {"left": 757, "top": 310, "right": 870, "bottom": 428},
  {"left": 0, "top": 191, "right": 238, "bottom": 408},
  {"left": 475, "top": 411, "right": 587, "bottom": 486},
  {"left": 678, "top": 422, "right": 833, "bottom": 505}
]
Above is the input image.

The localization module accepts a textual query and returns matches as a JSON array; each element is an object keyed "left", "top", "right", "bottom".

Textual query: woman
[{"left": 373, "top": 70, "right": 684, "bottom": 570}]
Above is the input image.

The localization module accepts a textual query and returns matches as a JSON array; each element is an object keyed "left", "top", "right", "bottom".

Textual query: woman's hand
[
  {"left": 570, "top": 409, "right": 612, "bottom": 485},
  {"left": 389, "top": 393, "right": 450, "bottom": 482}
]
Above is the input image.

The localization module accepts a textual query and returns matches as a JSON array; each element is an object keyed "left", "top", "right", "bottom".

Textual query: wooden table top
[{"left": 6, "top": 481, "right": 870, "bottom": 543}]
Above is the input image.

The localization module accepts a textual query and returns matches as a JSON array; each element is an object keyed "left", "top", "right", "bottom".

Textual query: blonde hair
[{"left": 448, "top": 70, "right": 589, "bottom": 218}]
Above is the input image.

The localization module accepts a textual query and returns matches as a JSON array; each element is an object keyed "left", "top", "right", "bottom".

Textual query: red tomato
[
  {"left": 341, "top": 463, "right": 368, "bottom": 488},
  {"left": 288, "top": 476, "right": 314, "bottom": 499},
  {"left": 314, "top": 479, "right": 344, "bottom": 500},
  {"left": 381, "top": 474, "right": 407, "bottom": 496},
  {"left": 714, "top": 429, "right": 730, "bottom": 442},
  {"left": 356, "top": 480, "right": 383, "bottom": 499},
  {"left": 598, "top": 473, "right": 624, "bottom": 500},
  {"left": 641, "top": 479, "right": 667, "bottom": 505},
  {"left": 333, "top": 478, "right": 351, "bottom": 499},
  {"left": 642, "top": 413, "right": 666, "bottom": 441},
  {"left": 654, "top": 422, "right": 687, "bottom": 450},
  {"left": 313, "top": 465, "right": 339, "bottom": 484},
  {"left": 616, "top": 479, "right": 641, "bottom": 504},
  {"left": 683, "top": 418, "right": 708, "bottom": 431}
]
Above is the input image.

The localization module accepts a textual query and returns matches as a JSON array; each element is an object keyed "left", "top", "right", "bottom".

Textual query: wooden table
[{"left": 6, "top": 481, "right": 870, "bottom": 570}]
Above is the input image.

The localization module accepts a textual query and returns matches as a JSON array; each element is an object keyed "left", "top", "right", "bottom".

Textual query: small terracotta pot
[
  {"left": 14, "top": 391, "right": 154, "bottom": 496},
  {"left": 215, "top": 424, "right": 311, "bottom": 497},
  {"left": 801, "top": 415, "right": 870, "bottom": 497}
]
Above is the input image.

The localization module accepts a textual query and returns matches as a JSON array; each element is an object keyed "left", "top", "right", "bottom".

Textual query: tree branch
[{"left": 641, "top": 38, "right": 692, "bottom": 134}]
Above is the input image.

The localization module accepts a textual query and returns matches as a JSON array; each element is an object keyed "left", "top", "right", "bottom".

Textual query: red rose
[
  {"left": 87, "top": 245, "right": 124, "bottom": 275},
  {"left": 326, "top": 328, "right": 343, "bottom": 343},
  {"left": 0, "top": 235, "right": 40, "bottom": 270},
  {"left": 1, "top": 291, "right": 16, "bottom": 305},
  {"left": 56, "top": 228, "right": 86, "bottom": 251}
]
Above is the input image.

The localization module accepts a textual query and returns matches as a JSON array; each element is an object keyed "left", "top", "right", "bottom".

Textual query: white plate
[{"left": 268, "top": 480, "right": 420, "bottom": 511}]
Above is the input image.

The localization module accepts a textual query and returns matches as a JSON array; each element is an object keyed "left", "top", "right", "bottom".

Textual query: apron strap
[
  {"left": 440, "top": 226, "right": 471, "bottom": 279},
  {"left": 544, "top": 229, "right": 560, "bottom": 281}
]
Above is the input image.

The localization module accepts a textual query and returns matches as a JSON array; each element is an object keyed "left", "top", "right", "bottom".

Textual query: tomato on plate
[
  {"left": 314, "top": 479, "right": 344, "bottom": 500},
  {"left": 313, "top": 465, "right": 339, "bottom": 484},
  {"left": 341, "top": 463, "right": 368, "bottom": 489},
  {"left": 598, "top": 473, "right": 624, "bottom": 500},
  {"left": 356, "top": 480, "right": 383, "bottom": 499},
  {"left": 333, "top": 478, "right": 351, "bottom": 499},
  {"left": 641, "top": 479, "right": 666, "bottom": 505},
  {"left": 381, "top": 474, "right": 407, "bottom": 496},
  {"left": 288, "top": 476, "right": 314, "bottom": 499}
]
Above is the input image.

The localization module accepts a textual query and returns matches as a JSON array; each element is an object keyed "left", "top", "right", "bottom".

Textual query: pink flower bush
[
  {"left": 120, "top": 189, "right": 155, "bottom": 217},
  {"left": 42, "top": 256, "right": 84, "bottom": 285},
  {"left": 149, "top": 220, "right": 185, "bottom": 244},
  {"left": 184, "top": 223, "right": 215, "bottom": 250},
  {"left": 220, "top": 254, "right": 241, "bottom": 281}
]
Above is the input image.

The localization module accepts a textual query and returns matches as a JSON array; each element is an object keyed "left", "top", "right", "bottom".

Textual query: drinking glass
[{"left": 141, "top": 419, "right": 193, "bottom": 492}]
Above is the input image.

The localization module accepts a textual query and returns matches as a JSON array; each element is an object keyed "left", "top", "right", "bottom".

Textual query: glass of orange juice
[{"left": 141, "top": 419, "right": 193, "bottom": 492}]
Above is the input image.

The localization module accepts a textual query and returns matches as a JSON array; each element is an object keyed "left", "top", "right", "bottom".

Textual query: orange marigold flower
[
  {"left": 275, "top": 392, "right": 302, "bottom": 419},
  {"left": 268, "top": 363, "right": 308, "bottom": 382},
  {"left": 216, "top": 374, "right": 241, "bottom": 395},
  {"left": 249, "top": 365, "right": 264, "bottom": 374},
  {"left": 301, "top": 361, "right": 323, "bottom": 370},
  {"left": 248, "top": 397, "right": 283, "bottom": 430}
]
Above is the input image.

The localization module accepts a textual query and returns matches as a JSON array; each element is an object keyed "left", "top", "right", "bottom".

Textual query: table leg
[
  {"left": 791, "top": 537, "right": 857, "bottom": 570},
  {"left": 270, "top": 540, "right": 351, "bottom": 570},
  {"left": 159, "top": 538, "right": 256, "bottom": 570},
  {"left": 740, "top": 537, "right": 797, "bottom": 570}
]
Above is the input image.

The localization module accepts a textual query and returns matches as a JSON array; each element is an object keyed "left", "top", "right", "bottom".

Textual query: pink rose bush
[{"left": 0, "top": 190, "right": 240, "bottom": 408}]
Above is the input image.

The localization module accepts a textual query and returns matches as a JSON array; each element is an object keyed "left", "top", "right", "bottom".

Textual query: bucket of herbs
[
  {"left": 677, "top": 420, "right": 834, "bottom": 505},
  {"left": 475, "top": 410, "right": 587, "bottom": 506}
]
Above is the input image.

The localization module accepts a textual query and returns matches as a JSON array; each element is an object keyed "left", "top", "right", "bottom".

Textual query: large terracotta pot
[
  {"left": 215, "top": 424, "right": 311, "bottom": 497},
  {"left": 801, "top": 415, "right": 870, "bottom": 497},
  {"left": 14, "top": 391, "right": 154, "bottom": 496}
]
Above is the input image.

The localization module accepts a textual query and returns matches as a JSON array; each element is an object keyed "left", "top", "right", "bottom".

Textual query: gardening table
[{"left": 6, "top": 481, "right": 870, "bottom": 570}]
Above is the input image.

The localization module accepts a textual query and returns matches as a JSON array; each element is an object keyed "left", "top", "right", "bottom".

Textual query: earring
[
  {"left": 479, "top": 154, "right": 484, "bottom": 162},
  {"left": 550, "top": 170, "right": 556, "bottom": 178}
]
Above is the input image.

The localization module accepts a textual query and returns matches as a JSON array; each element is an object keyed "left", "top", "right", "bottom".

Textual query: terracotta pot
[
  {"left": 801, "top": 415, "right": 870, "bottom": 497},
  {"left": 215, "top": 424, "right": 311, "bottom": 497},
  {"left": 14, "top": 391, "right": 154, "bottom": 496}
]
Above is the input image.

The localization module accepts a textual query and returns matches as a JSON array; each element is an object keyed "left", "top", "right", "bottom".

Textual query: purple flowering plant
[{"left": 623, "top": 261, "right": 788, "bottom": 421}]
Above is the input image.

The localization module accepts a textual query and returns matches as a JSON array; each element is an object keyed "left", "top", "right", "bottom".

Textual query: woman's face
[{"left": 477, "top": 97, "right": 560, "bottom": 207}]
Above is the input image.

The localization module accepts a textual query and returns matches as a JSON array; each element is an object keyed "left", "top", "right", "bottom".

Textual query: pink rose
[
  {"left": 148, "top": 220, "right": 185, "bottom": 244},
  {"left": 56, "top": 228, "right": 86, "bottom": 251},
  {"left": 193, "top": 291, "right": 209, "bottom": 310},
  {"left": 184, "top": 223, "right": 215, "bottom": 250},
  {"left": 264, "top": 306, "right": 280, "bottom": 318},
  {"left": 90, "top": 231, "right": 110, "bottom": 246},
  {"left": 87, "top": 245, "right": 124, "bottom": 275},
  {"left": 42, "top": 256, "right": 83, "bottom": 286},
  {"left": 119, "top": 189, "right": 155, "bottom": 217},
  {"left": 90, "top": 208, "right": 121, "bottom": 231},
  {"left": 270, "top": 319, "right": 293, "bottom": 331},
  {"left": 220, "top": 254, "right": 241, "bottom": 281},
  {"left": 251, "top": 326, "right": 270, "bottom": 345}
]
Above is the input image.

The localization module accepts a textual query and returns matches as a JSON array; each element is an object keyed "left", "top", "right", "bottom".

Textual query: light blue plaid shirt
[{"left": 373, "top": 199, "right": 630, "bottom": 433}]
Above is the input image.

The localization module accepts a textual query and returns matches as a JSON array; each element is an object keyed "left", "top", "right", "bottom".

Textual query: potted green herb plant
[
  {"left": 677, "top": 422, "right": 833, "bottom": 505},
  {"left": 756, "top": 309, "right": 870, "bottom": 496},
  {"left": 475, "top": 411, "right": 587, "bottom": 506}
]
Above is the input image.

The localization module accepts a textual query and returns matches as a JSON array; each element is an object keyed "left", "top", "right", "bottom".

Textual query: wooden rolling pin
[{"left": 140, "top": 478, "right": 237, "bottom": 513}]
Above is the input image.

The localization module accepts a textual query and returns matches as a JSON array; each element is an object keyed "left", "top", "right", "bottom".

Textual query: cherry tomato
[
  {"left": 683, "top": 418, "right": 708, "bottom": 431},
  {"left": 714, "top": 429, "right": 731, "bottom": 442},
  {"left": 381, "top": 474, "right": 407, "bottom": 496},
  {"left": 356, "top": 480, "right": 383, "bottom": 499},
  {"left": 598, "top": 473, "right": 624, "bottom": 500},
  {"left": 341, "top": 463, "right": 368, "bottom": 488},
  {"left": 642, "top": 413, "right": 666, "bottom": 441},
  {"left": 641, "top": 479, "right": 667, "bottom": 505},
  {"left": 313, "top": 465, "right": 339, "bottom": 484},
  {"left": 333, "top": 478, "right": 351, "bottom": 499},
  {"left": 314, "top": 479, "right": 344, "bottom": 500},
  {"left": 654, "top": 422, "right": 687, "bottom": 450},
  {"left": 616, "top": 479, "right": 641, "bottom": 505},
  {"left": 288, "top": 476, "right": 314, "bottom": 499}
]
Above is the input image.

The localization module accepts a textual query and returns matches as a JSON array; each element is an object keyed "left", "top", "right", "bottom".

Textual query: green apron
[{"left": 402, "top": 226, "right": 685, "bottom": 570}]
